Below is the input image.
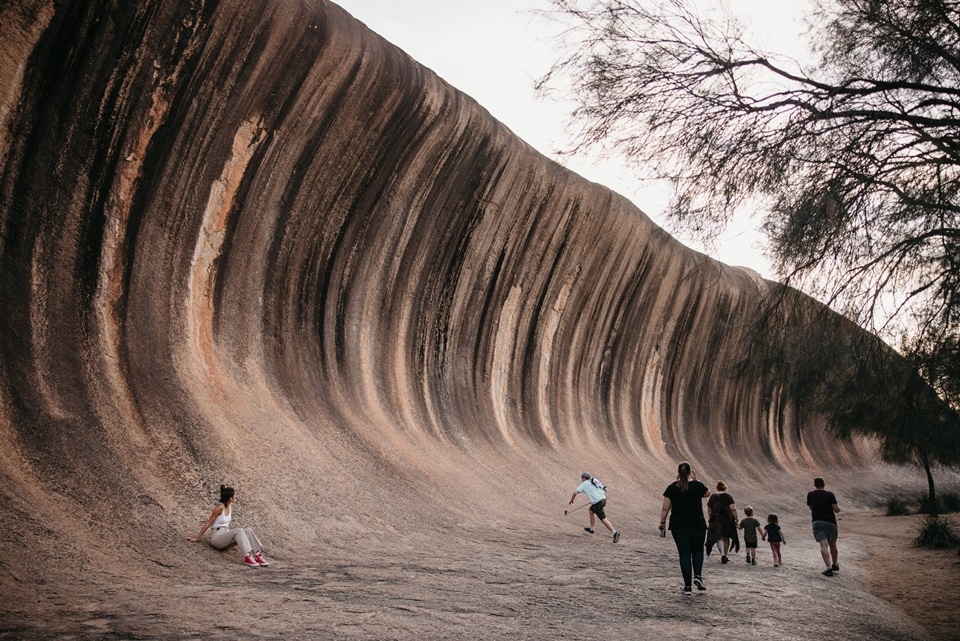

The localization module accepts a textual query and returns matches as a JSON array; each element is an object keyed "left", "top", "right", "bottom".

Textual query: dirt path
[
  {"left": 4, "top": 508, "right": 954, "bottom": 640},
  {"left": 851, "top": 511, "right": 960, "bottom": 641}
]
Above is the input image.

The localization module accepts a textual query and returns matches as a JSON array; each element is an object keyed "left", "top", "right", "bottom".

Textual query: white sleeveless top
[{"left": 212, "top": 505, "right": 232, "bottom": 529}]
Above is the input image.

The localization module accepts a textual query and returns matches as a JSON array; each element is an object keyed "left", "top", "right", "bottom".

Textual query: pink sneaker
[
  {"left": 244, "top": 554, "right": 260, "bottom": 567},
  {"left": 254, "top": 552, "right": 270, "bottom": 567}
]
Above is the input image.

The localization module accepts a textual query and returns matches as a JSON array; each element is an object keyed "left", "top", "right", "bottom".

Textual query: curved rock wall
[{"left": 0, "top": 0, "right": 871, "bottom": 566}]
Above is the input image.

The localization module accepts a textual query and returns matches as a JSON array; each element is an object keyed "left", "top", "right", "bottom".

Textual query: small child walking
[
  {"left": 738, "top": 506, "right": 762, "bottom": 565},
  {"left": 763, "top": 513, "right": 786, "bottom": 567}
]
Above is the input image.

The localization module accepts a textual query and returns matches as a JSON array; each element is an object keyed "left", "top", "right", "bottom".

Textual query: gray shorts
[{"left": 812, "top": 520, "right": 838, "bottom": 542}]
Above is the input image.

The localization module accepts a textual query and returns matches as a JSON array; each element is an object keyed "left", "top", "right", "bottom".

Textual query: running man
[{"left": 570, "top": 472, "right": 620, "bottom": 543}]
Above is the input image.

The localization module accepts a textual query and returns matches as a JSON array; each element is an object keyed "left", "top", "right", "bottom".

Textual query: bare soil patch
[{"left": 850, "top": 511, "right": 960, "bottom": 641}]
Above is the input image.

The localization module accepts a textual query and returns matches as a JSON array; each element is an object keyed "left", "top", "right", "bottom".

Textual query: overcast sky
[{"left": 332, "top": 0, "right": 815, "bottom": 278}]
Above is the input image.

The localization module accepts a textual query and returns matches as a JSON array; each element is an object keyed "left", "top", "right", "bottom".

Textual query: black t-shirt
[
  {"left": 806, "top": 488, "right": 838, "bottom": 523},
  {"left": 663, "top": 480, "right": 709, "bottom": 530},
  {"left": 707, "top": 492, "right": 736, "bottom": 524}
]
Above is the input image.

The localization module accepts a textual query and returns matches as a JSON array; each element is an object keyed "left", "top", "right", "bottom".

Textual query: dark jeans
[{"left": 671, "top": 527, "right": 706, "bottom": 587}]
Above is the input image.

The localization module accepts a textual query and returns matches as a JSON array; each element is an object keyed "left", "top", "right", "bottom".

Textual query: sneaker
[
  {"left": 244, "top": 554, "right": 260, "bottom": 567},
  {"left": 682, "top": 586, "right": 692, "bottom": 596},
  {"left": 822, "top": 568, "right": 834, "bottom": 577},
  {"left": 751, "top": 559, "right": 757, "bottom": 565},
  {"left": 584, "top": 527, "right": 595, "bottom": 534},
  {"left": 613, "top": 531, "right": 620, "bottom": 543},
  {"left": 254, "top": 552, "right": 270, "bottom": 567},
  {"left": 746, "top": 556, "right": 751, "bottom": 563},
  {"left": 831, "top": 563, "right": 840, "bottom": 573},
  {"left": 721, "top": 555, "right": 729, "bottom": 564},
  {"left": 774, "top": 563, "right": 779, "bottom": 567},
  {"left": 693, "top": 577, "right": 706, "bottom": 591}
]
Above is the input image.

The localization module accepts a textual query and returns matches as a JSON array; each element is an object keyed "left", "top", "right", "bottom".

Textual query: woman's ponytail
[{"left": 677, "top": 461, "right": 691, "bottom": 493}]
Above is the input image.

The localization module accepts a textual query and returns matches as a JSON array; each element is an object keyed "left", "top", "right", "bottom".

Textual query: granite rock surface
[{"left": 0, "top": 2, "right": 917, "bottom": 638}]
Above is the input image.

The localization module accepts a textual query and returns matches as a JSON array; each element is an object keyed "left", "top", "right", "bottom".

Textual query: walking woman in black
[{"left": 659, "top": 461, "right": 711, "bottom": 595}]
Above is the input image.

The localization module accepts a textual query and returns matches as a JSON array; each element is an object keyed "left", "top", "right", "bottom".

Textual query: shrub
[
  {"left": 940, "top": 491, "right": 960, "bottom": 513},
  {"left": 917, "top": 491, "right": 960, "bottom": 515},
  {"left": 886, "top": 497, "right": 911, "bottom": 516},
  {"left": 918, "top": 493, "right": 939, "bottom": 515},
  {"left": 913, "top": 515, "right": 960, "bottom": 549}
]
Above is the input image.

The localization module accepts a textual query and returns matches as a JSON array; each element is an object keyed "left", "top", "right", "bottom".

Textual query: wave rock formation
[{"left": 0, "top": 0, "right": 887, "bottom": 618}]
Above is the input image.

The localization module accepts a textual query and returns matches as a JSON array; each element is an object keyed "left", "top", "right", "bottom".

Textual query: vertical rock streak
[{"left": 0, "top": 0, "right": 873, "bottom": 532}]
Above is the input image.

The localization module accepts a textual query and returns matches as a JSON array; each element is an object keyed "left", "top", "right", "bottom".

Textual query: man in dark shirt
[{"left": 806, "top": 477, "right": 840, "bottom": 576}]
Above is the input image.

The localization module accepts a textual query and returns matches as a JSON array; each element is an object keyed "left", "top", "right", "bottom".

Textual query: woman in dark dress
[
  {"left": 706, "top": 480, "right": 739, "bottom": 563},
  {"left": 659, "top": 461, "right": 711, "bottom": 595}
]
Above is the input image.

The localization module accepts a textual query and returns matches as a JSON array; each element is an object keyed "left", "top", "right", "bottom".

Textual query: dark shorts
[
  {"left": 745, "top": 541, "right": 758, "bottom": 549},
  {"left": 590, "top": 498, "right": 607, "bottom": 520},
  {"left": 812, "top": 520, "right": 838, "bottom": 542}
]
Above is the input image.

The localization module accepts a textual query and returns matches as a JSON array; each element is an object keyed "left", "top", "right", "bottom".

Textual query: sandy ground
[
  {"left": 2, "top": 507, "right": 958, "bottom": 640},
  {"left": 853, "top": 511, "right": 960, "bottom": 641}
]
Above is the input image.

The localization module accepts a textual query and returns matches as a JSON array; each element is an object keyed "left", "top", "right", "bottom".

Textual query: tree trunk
[{"left": 921, "top": 450, "right": 938, "bottom": 518}]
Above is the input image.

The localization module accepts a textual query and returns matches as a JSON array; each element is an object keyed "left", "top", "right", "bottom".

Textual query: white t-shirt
[{"left": 577, "top": 480, "right": 606, "bottom": 504}]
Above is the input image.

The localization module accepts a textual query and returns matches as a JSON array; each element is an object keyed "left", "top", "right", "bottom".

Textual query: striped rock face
[{"left": 0, "top": 0, "right": 880, "bottom": 595}]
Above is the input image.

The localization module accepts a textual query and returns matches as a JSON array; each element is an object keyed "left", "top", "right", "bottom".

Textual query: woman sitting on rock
[{"left": 190, "top": 485, "right": 270, "bottom": 567}]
